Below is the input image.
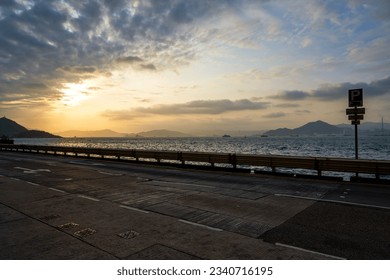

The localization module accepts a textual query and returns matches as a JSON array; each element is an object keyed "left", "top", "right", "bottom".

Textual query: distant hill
[
  {"left": 264, "top": 120, "right": 344, "bottom": 136},
  {"left": 58, "top": 129, "right": 127, "bottom": 137},
  {"left": 137, "top": 129, "right": 191, "bottom": 137},
  {"left": 0, "top": 117, "right": 28, "bottom": 136},
  {"left": 0, "top": 117, "right": 61, "bottom": 138},
  {"left": 15, "top": 130, "right": 62, "bottom": 138}
]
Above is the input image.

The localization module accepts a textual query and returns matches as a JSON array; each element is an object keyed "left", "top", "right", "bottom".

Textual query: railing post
[
  {"left": 315, "top": 159, "right": 322, "bottom": 177},
  {"left": 230, "top": 154, "right": 237, "bottom": 169}
]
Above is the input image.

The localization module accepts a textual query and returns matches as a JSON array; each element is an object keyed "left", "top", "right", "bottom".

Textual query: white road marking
[
  {"left": 78, "top": 195, "right": 100, "bottom": 202},
  {"left": 48, "top": 187, "right": 66, "bottom": 193},
  {"left": 98, "top": 171, "right": 123, "bottom": 176},
  {"left": 26, "top": 181, "right": 39, "bottom": 186},
  {"left": 14, "top": 167, "right": 51, "bottom": 174},
  {"left": 119, "top": 205, "right": 149, "bottom": 214},
  {"left": 178, "top": 219, "right": 223, "bottom": 232},
  {"left": 275, "top": 243, "right": 346, "bottom": 260}
]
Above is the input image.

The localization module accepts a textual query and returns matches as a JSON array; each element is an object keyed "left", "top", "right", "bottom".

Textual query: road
[{"left": 0, "top": 152, "right": 389, "bottom": 259}]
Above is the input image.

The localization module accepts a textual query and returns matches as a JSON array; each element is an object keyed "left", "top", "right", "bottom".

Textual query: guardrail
[{"left": 1, "top": 144, "right": 389, "bottom": 180}]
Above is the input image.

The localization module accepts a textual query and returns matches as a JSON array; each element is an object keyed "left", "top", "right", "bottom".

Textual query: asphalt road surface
[{"left": 0, "top": 152, "right": 389, "bottom": 259}]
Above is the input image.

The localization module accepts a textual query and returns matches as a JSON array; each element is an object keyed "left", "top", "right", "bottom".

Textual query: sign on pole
[
  {"left": 348, "top": 88, "right": 363, "bottom": 107},
  {"left": 346, "top": 88, "right": 365, "bottom": 161}
]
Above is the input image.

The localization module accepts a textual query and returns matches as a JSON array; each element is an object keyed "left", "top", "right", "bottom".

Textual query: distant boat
[
  {"left": 0, "top": 135, "right": 14, "bottom": 144},
  {"left": 261, "top": 135, "right": 268, "bottom": 138},
  {"left": 222, "top": 134, "right": 231, "bottom": 138}
]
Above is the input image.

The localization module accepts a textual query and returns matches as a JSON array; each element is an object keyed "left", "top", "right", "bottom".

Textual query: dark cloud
[
  {"left": 103, "top": 99, "right": 268, "bottom": 120},
  {"left": 272, "top": 90, "right": 310, "bottom": 100},
  {"left": 61, "top": 66, "right": 97, "bottom": 74},
  {"left": 116, "top": 56, "right": 144, "bottom": 64},
  {"left": 273, "top": 76, "right": 390, "bottom": 101},
  {"left": 274, "top": 103, "right": 299, "bottom": 108},
  {"left": 115, "top": 56, "right": 157, "bottom": 71},
  {"left": 0, "top": 0, "right": 252, "bottom": 104},
  {"left": 263, "top": 112, "right": 286, "bottom": 118}
]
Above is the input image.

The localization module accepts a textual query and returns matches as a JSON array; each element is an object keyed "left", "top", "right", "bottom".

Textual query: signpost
[{"left": 346, "top": 88, "right": 365, "bottom": 160}]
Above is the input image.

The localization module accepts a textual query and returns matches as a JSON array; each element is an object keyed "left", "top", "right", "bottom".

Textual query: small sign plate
[
  {"left": 348, "top": 115, "right": 364, "bottom": 120},
  {"left": 346, "top": 108, "right": 365, "bottom": 115}
]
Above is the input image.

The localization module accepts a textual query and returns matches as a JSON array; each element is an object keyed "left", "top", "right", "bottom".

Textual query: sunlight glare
[{"left": 58, "top": 82, "right": 90, "bottom": 106}]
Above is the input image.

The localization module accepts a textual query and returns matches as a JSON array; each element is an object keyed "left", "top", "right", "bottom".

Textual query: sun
[{"left": 58, "top": 82, "right": 90, "bottom": 106}]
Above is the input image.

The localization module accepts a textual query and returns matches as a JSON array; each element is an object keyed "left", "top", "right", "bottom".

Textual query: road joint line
[
  {"left": 275, "top": 242, "right": 346, "bottom": 260},
  {"left": 178, "top": 219, "right": 223, "bottom": 232},
  {"left": 275, "top": 193, "right": 390, "bottom": 210}
]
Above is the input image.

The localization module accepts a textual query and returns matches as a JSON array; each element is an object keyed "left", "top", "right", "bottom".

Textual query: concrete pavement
[{"left": 0, "top": 152, "right": 389, "bottom": 259}]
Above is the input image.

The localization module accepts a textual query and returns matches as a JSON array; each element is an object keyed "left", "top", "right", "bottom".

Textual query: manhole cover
[
  {"left": 117, "top": 230, "right": 139, "bottom": 239},
  {"left": 74, "top": 228, "right": 96, "bottom": 238},
  {"left": 40, "top": 214, "right": 61, "bottom": 221},
  {"left": 57, "top": 222, "right": 79, "bottom": 229}
]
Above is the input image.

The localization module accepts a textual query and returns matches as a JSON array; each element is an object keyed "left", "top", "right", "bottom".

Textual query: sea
[{"left": 14, "top": 135, "right": 389, "bottom": 180}]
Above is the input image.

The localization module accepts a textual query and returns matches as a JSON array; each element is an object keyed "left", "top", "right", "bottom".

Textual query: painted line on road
[
  {"left": 178, "top": 219, "right": 223, "bottom": 232},
  {"left": 10, "top": 177, "right": 20, "bottom": 181},
  {"left": 119, "top": 205, "right": 149, "bottom": 214},
  {"left": 78, "top": 195, "right": 100, "bottom": 202},
  {"left": 275, "top": 243, "right": 346, "bottom": 260},
  {"left": 98, "top": 171, "right": 123, "bottom": 176},
  {"left": 49, "top": 187, "right": 66, "bottom": 193},
  {"left": 26, "top": 181, "right": 39, "bottom": 186},
  {"left": 68, "top": 161, "right": 105, "bottom": 166},
  {"left": 274, "top": 193, "right": 390, "bottom": 210}
]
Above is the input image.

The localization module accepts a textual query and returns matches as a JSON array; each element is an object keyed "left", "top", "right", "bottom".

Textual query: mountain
[
  {"left": 0, "top": 117, "right": 28, "bottom": 136},
  {"left": 0, "top": 117, "right": 61, "bottom": 138},
  {"left": 137, "top": 129, "right": 191, "bottom": 137},
  {"left": 15, "top": 130, "right": 61, "bottom": 138},
  {"left": 264, "top": 120, "right": 344, "bottom": 136},
  {"left": 57, "top": 129, "right": 128, "bottom": 137}
]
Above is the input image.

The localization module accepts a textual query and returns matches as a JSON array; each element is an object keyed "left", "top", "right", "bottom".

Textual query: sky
[{"left": 0, "top": 0, "right": 389, "bottom": 134}]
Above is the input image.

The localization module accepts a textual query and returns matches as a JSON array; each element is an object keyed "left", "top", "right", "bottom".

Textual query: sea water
[{"left": 14, "top": 135, "right": 390, "bottom": 180}]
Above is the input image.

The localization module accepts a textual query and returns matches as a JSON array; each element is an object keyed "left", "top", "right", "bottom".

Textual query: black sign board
[
  {"left": 348, "top": 115, "right": 364, "bottom": 121},
  {"left": 348, "top": 88, "right": 363, "bottom": 107},
  {"left": 346, "top": 108, "right": 365, "bottom": 115}
]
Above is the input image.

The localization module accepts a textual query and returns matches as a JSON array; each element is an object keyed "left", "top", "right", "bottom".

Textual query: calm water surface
[{"left": 15, "top": 135, "right": 390, "bottom": 160}]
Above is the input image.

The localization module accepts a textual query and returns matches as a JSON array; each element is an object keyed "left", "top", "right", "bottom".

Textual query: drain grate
[
  {"left": 74, "top": 228, "right": 96, "bottom": 238},
  {"left": 117, "top": 230, "right": 139, "bottom": 239},
  {"left": 40, "top": 214, "right": 61, "bottom": 221},
  {"left": 57, "top": 222, "right": 79, "bottom": 229}
]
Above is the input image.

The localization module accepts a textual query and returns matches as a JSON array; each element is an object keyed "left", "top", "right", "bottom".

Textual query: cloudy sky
[{"left": 0, "top": 0, "right": 389, "bottom": 134}]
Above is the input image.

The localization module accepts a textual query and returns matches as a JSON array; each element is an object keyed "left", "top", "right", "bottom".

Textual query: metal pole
[
  {"left": 355, "top": 121, "right": 358, "bottom": 159},
  {"left": 354, "top": 106, "right": 358, "bottom": 178}
]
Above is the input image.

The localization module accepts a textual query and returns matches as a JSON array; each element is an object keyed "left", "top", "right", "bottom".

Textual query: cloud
[
  {"left": 115, "top": 56, "right": 157, "bottom": 71},
  {"left": 273, "top": 76, "right": 390, "bottom": 101},
  {"left": 0, "top": 0, "right": 271, "bottom": 103},
  {"left": 263, "top": 112, "right": 286, "bottom": 118},
  {"left": 103, "top": 99, "right": 269, "bottom": 120},
  {"left": 272, "top": 90, "right": 310, "bottom": 100},
  {"left": 1, "top": 0, "right": 389, "bottom": 117}
]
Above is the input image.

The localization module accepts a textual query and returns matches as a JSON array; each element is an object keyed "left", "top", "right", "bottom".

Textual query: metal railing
[{"left": 1, "top": 144, "right": 389, "bottom": 180}]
